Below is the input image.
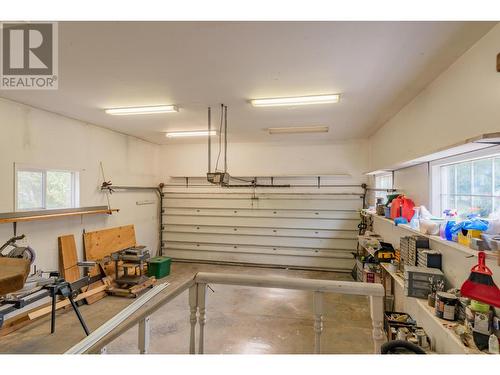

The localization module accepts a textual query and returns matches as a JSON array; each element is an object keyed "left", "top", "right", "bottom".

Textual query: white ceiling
[{"left": 0, "top": 21, "right": 495, "bottom": 145}]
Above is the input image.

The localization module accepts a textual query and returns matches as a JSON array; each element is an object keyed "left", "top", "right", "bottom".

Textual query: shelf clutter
[{"left": 356, "top": 209, "right": 500, "bottom": 354}]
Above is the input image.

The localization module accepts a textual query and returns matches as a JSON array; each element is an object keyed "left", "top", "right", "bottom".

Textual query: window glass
[
  {"left": 472, "top": 196, "right": 492, "bottom": 218},
  {"left": 16, "top": 167, "right": 78, "bottom": 211},
  {"left": 472, "top": 158, "right": 492, "bottom": 195},
  {"left": 438, "top": 153, "right": 500, "bottom": 218},
  {"left": 456, "top": 162, "right": 471, "bottom": 195},
  {"left": 46, "top": 171, "right": 73, "bottom": 209},
  {"left": 17, "top": 170, "right": 43, "bottom": 210},
  {"left": 441, "top": 165, "right": 456, "bottom": 196},
  {"left": 495, "top": 157, "right": 500, "bottom": 196},
  {"left": 375, "top": 173, "right": 392, "bottom": 202},
  {"left": 456, "top": 195, "right": 472, "bottom": 218}
]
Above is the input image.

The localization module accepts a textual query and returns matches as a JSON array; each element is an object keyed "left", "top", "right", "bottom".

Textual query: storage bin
[
  {"left": 384, "top": 311, "right": 416, "bottom": 340},
  {"left": 404, "top": 265, "right": 445, "bottom": 299},
  {"left": 147, "top": 256, "right": 171, "bottom": 279},
  {"left": 458, "top": 229, "right": 482, "bottom": 247}
]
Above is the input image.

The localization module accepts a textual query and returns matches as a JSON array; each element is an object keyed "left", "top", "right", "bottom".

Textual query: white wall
[
  {"left": 393, "top": 163, "right": 430, "bottom": 207},
  {"left": 160, "top": 140, "right": 370, "bottom": 182},
  {"left": 0, "top": 98, "right": 162, "bottom": 272},
  {"left": 369, "top": 23, "right": 500, "bottom": 171}
]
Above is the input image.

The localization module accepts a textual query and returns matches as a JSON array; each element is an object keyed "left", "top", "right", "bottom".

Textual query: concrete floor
[{"left": 0, "top": 262, "right": 374, "bottom": 354}]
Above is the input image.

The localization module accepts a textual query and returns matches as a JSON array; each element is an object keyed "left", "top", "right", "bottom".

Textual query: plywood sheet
[{"left": 83, "top": 225, "right": 136, "bottom": 261}]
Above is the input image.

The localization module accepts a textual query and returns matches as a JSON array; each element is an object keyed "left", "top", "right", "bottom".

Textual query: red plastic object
[
  {"left": 460, "top": 251, "right": 500, "bottom": 307},
  {"left": 390, "top": 195, "right": 415, "bottom": 222},
  {"left": 401, "top": 197, "right": 415, "bottom": 222},
  {"left": 390, "top": 195, "right": 403, "bottom": 219}
]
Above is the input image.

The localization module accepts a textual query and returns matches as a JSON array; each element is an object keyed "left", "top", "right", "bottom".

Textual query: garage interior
[{"left": 1, "top": 20, "right": 500, "bottom": 356}]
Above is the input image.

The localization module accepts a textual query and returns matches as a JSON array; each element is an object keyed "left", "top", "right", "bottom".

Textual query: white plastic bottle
[{"left": 489, "top": 334, "right": 499, "bottom": 354}]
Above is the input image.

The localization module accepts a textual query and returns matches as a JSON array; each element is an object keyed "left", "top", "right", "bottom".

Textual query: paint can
[
  {"left": 415, "top": 329, "right": 429, "bottom": 349},
  {"left": 435, "top": 292, "right": 458, "bottom": 321}
]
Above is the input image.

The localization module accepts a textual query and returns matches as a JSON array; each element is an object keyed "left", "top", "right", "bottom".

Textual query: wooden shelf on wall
[{"left": 0, "top": 206, "right": 119, "bottom": 224}]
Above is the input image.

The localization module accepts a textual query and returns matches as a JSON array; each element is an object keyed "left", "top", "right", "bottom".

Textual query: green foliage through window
[
  {"left": 440, "top": 156, "right": 500, "bottom": 218},
  {"left": 16, "top": 168, "right": 78, "bottom": 211}
]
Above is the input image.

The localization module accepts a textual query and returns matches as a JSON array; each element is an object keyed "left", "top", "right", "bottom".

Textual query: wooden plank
[
  {"left": 0, "top": 208, "right": 119, "bottom": 224},
  {"left": 0, "top": 301, "right": 52, "bottom": 337},
  {"left": 58, "top": 234, "right": 80, "bottom": 283},
  {"left": 83, "top": 225, "right": 136, "bottom": 261},
  {"left": 84, "top": 280, "right": 107, "bottom": 305},
  {"left": 107, "top": 277, "right": 156, "bottom": 298}
]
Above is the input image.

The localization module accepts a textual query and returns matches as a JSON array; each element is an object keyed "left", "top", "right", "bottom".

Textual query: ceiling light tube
[
  {"left": 251, "top": 94, "right": 340, "bottom": 107},
  {"left": 105, "top": 105, "right": 178, "bottom": 115},
  {"left": 268, "top": 126, "right": 329, "bottom": 135},
  {"left": 166, "top": 130, "right": 216, "bottom": 138}
]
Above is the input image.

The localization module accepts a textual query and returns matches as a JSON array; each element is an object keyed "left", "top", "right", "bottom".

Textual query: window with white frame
[
  {"left": 431, "top": 148, "right": 500, "bottom": 218},
  {"left": 16, "top": 166, "right": 80, "bottom": 211},
  {"left": 375, "top": 173, "right": 393, "bottom": 202}
]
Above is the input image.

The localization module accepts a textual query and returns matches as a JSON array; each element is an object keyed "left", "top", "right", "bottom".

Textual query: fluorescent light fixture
[
  {"left": 105, "top": 105, "right": 178, "bottom": 115},
  {"left": 166, "top": 130, "right": 216, "bottom": 138},
  {"left": 251, "top": 94, "right": 340, "bottom": 107},
  {"left": 268, "top": 126, "right": 329, "bottom": 135}
]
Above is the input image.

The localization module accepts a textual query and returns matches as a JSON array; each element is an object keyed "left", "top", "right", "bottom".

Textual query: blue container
[{"left": 384, "top": 207, "right": 391, "bottom": 219}]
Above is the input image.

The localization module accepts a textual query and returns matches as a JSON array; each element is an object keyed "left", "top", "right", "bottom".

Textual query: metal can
[{"left": 435, "top": 292, "right": 458, "bottom": 321}]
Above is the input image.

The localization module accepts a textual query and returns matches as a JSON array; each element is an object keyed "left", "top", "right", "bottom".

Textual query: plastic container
[
  {"left": 470, "top": 299, "right": 490, "bottom": 313},
  {"left": 147, "top": 256, "right": 171, "bottom": 279},
  {"left": 410, "top": 207, "right": 420, "bottom": 230},
  {"left": 384, "top": 206, "right": 391, "bottom": 219},
  {"left": 489, "top": 334, "right": 499, "bottom": 354}
]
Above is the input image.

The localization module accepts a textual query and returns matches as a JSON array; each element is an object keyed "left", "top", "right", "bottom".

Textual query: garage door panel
[
  {"left": 165, "top": 232, "right": 357, "bottom": 249},
  {"left": 162, "top": 185, "right": 363, "bottom": 270},
  {"left": 165, "top": 215, "right": 359, "bottom": 230},
  {"left": 164, "top": 224, "right": 356, "bottom": 239},
  {"left": 165, "top": 249, "right": 355, "bottom": 270},
  {"left": 165, "top": 242, "right": 353, "bottom": 257},
  {"left": 165, "top": 207, "right": 359, "bottom": 219},
  {"left": 164, "top": 198, "right": 362, "bottom": 210}
]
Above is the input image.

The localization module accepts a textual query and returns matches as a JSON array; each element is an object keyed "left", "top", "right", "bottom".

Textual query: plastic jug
[{"left": 410, "top": 207, "right": 420, "bottom": 230}]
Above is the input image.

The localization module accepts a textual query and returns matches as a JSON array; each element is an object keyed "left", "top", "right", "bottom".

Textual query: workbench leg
[
  {"left": 197, "top": 283, "right": 207, "bottom": 354},
  {"left": 370, "top": 295, "right": 386, "bottom": 354},
  {"left": 138, "top": 315, "right": 151, "bottom": 354},
  {"left": 189, "top": 285, "right": 198, "bottom": 354},
  {"left": 313, "top": 291, "right": 324, "bottom": 354}
]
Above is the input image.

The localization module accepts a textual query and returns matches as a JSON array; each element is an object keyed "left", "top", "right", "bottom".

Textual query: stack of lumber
[{"left": 83, "top": 225, "right": 156, "bottom": 298}]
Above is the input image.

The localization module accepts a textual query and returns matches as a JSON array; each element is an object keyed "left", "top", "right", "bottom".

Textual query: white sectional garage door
[{"left": 162, "top": 177, "right": 364, "bottom": 271}]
